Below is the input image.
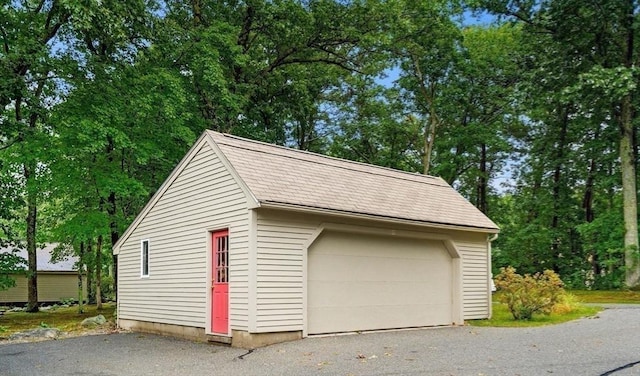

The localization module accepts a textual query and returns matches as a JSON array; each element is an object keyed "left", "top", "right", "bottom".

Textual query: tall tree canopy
[{"left": 2, "top": 0, "right": 640, "bottom": 303}]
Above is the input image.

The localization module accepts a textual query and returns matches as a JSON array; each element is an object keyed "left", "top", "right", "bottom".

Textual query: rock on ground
[
  {"left": 81, "top": 314, "right": 107, "bottom": 327},
  {"left": 9, "top": 328, "right": 60, "bottom": 341}
]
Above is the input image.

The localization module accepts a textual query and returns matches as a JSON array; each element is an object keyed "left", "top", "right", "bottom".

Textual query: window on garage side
[
  {"left": 141, "top": 239, "right": 150, "bottom": 277},
  {"left": 213, "top": 231, "right": 229, "bottom": 283}
]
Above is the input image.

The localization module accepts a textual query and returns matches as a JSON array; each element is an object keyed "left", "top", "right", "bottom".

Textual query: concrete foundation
[
  {"left": 118, "top": 319, "right": 208, "bottom": 342},
  {"left": 118, "top": 319, "right": 302, "bottom": 348},
  {"left": 231, "top": 330, "right": 302, "bottom": 349}
]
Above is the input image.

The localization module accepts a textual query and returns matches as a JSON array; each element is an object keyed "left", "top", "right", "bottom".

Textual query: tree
[
  {"left": 50, "top": 55, "right": 199, "bottom": 303},
  {"left": 155, "top": 0, "right": 395, "bottom": 142},
  {"left": 0, "top": 249, "right": 26, "bottom": 291},
  {"left": 429, "top": 24, "right": 522, "bottom": 216},
  {"left": 1, "top": 0, "right": 73, "bottom": 312},
  {"left": 470, "top": 0, "right": 640, "bottom": 288},
  {"left": 390, "top": 0, "right": 463, "bottom": 175},
  {"left": 1, "top": 0, "right": 171, "bottom": 311},
  {"left": 327, "top": 74, "right": 423, "bottom": 171}
]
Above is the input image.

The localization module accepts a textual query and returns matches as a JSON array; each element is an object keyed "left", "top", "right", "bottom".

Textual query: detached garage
[
  {"left": 0, "top": 244, "right": 85, "bottom": 305},
  {"left": 113, "top": 131, "right": 499, "bottom": 348}
]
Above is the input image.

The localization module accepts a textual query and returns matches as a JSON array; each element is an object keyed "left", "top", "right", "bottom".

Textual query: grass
[
  {"left": 469, "top": 289, "right": 640, "bottom": 327},
  {"left": 0, "top": 302, "right": 116, "bottom": 339},
  {"left": 569, "top": 290, "right": 640, "bottom": 304},
  {"left": 1, "top": 290, "right": 637, "bottom": 335},
  {"left": 468, "top": 301, "right": 601, "bottom": 327}
]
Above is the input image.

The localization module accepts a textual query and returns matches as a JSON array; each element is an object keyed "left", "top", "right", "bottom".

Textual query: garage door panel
[
  {"left": 308, "top": 231, "right": 453, "bottom": 335},
  {"left": 310, "top": 255, "right": 449, "bottom": 282},
  {"left": 312, "top": 235, "right": 446, "bottom": 258},
  {"left": 309, "top": 303, "right": 452, "bottom": 334},
  {"left": 309, "top": 281, "right": 447, "bottom": 305}
]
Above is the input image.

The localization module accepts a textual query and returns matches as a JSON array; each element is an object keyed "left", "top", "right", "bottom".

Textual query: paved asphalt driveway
[{"left": 1, "top": 305, "right": 639, "bottom": 376}]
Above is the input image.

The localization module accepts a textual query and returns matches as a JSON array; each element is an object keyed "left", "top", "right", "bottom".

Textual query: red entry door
[{"left": 211, "top": 230, "right": 229, "bottom": 334}]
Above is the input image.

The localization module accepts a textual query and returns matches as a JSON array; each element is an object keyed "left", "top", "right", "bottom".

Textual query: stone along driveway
[{"left": 1, "top": 305, "right": 639, "bottom": 376}]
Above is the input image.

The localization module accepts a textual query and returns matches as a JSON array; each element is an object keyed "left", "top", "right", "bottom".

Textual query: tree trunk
[
  {"left": 583, "top": 157, "right": 600, "bottom": 277},
  {"left": 621, "top": 0, "right": 639, "bottom": 288},
  {"left": 24, "top": 163, "right": 39, "bottom": 313},
  {"left": 583, "top": 159, "right": 596, "bottom": 223},
  {"left": 476, "top": 143, "right": 488, "bottom": 214},
  {"left": 107, "top": 191, "right": 119, "bottom": 301},
  {"left": 78, "top": 242, "right": 85, "bottom": 314},
  {"left": 96, "top": 235, "right": 103, "bottom": 310},
  {"left": 86, "top": 242, "right": 95, "bottom": 304},
  {"left": 423, "top": 115, "right": 437, "bottom": 175},
  {"left": 621, "top": 94, "right": 640, "bottom": 288},
  {"left": 411, "top": 54, "right": 439, "bottom": 176},
  {"left": 550, "top": 107, "right": 569, "bottom": 271}
]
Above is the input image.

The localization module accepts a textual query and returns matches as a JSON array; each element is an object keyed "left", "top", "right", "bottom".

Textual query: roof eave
[{"left": 257, "top": 201, "right": 500, "bottom": 234}]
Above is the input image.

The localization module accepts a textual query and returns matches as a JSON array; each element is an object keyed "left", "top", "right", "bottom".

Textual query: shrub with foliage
[
  {"left": 551, "top": 293, "right": 579, "bottom": 315},
  {"left": 494, "top": 266, "right": 565, "bottom": 320}
]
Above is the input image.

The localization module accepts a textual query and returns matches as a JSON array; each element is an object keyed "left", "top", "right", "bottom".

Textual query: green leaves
[
  {"left": 495, "top": 266, "right": 566, "bottom": 320},
  {"left": 0, "top": 249, "right": 27, "bottom": 291},
  {"left": 564, "top": 66, "right": 639, "bottom": 103},
  {"left": 473, "top": 0, "right": 640, "bottom": 288},
  {"left": 4, "top": 0, "right": 640, "bottom": 293}
]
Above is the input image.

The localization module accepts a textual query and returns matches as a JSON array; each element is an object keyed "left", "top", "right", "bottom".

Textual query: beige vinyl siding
[
  {"left": 118, "top": 143, "right": 250, "bottom": 331},
  {"left": 38, "top": 274, "right": 83, "bottom": 302},
  {"left": 457, "top": 240, "right": 491, "bottom": 319},
  {"left": 255, "top": 209, "right": 492, "bottom": 331},
  {"left": 0, "top": 273, "right": 84, "bottom": 303},
  {"left": 255, "top": 212, "right": 317, "bottom": 332},
  {"left": 0, "top": 274, "right": 28, "bottom": 303}
]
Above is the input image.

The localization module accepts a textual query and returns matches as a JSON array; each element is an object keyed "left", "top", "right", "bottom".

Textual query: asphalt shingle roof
[
  {"left": 0, "top": 244, "right": 78, "bottom": 272},
  {"left": 208, "top": 131, "right": 499, "bottom": 231}
]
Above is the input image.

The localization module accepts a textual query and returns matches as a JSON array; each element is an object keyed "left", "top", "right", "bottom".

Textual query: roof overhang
[{"left": 257, "top": 201, "right": 500, "bottom": 234}]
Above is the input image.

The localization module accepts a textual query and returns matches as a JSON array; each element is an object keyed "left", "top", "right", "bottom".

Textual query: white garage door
[{"left": 308, "top": 231, "right": 453, "bottom": 334}]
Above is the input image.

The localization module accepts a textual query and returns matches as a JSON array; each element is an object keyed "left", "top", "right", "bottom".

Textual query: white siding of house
[
  {"left": 117, "top": 143, "right": 250, "bottom": 331},
  {"left": 456, "top": 238, "right": 491, "bottom": 319}
]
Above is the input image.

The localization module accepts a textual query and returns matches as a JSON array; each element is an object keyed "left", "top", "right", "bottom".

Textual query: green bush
[
  {"left": 551, "top": 293, "right": 579, "bottom": 315},
  {"left": 58, "top": 297, "right": 76, "bottom": 306},
  {"left": 494, "top": 266, "right": 565, "bottom": 320},
  {"left": 101, "top": 274, "right": 115, "bottom": 301}
]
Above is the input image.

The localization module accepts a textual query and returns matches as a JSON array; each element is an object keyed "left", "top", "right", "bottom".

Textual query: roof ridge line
[{"left": 211, "top": 131, "right": 445, "bottom": 187}]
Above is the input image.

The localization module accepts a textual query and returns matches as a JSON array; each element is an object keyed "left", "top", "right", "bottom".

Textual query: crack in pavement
[
  {"left": 600, "top": 360, "right": 640, "bottom": 375},
  {"left": 236, "top": 349, "right": 254, "bottom": 360}
]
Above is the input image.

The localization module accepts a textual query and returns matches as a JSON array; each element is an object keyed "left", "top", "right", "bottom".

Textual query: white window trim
[{"left": 141, "top": 239, "right": 150, "bottom": 278}]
